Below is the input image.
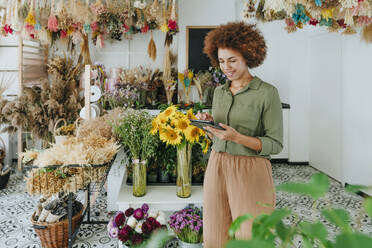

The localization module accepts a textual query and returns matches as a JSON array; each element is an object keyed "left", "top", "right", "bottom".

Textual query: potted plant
[
  {"left": 108, "top": 204, "right": 167, "bottom": 248},
  {"left": 146, "top": 158, "right": 158, "bottom": 184},
  {"left": 150, "top": 106, "right": 209, "bottom": 198},
  {"left": 113, "top": 109, "right": 159, "bottom": 197},
  {"left": 156, "top": 141, "right": 177, "bottom": 184},
  {"left": 169, "top": 205, "right": 203, "bottom": 248},
  {"left": 192, "top": 143, "right": 208, "bottom": 184}
]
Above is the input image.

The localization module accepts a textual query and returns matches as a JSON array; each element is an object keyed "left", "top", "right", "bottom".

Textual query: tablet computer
[{"left": 190, "top": 119, "right": 225, "bottom": 130}]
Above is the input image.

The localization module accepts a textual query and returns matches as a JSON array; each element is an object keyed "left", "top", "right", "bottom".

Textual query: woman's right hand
[{"left": 195, "top": 112, "right": 214, "bottom": 122}]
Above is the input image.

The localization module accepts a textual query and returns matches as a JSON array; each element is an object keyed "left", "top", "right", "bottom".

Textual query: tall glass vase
[
  {"left": 132, "top": 160, "right": 147, "bottom": 197},
  {"left": 176, "top": 143, "right": 192, "bottom": 198}
]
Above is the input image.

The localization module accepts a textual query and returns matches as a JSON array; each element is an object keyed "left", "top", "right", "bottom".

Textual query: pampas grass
[{"left": 0, "top": 56, "right": 82, "bottom": 143}]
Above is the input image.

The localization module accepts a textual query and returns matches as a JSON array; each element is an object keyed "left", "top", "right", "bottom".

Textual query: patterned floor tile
[{"left": 0, "top": 164, "right": 370, "bottom": 248}]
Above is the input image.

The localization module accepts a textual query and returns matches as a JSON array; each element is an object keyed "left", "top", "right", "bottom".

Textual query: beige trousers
[{"left": 203, "top": 150, "right": 276, "bottom": 248}]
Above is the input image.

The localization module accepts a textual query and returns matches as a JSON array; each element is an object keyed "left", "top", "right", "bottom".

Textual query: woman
[{"left": 197, "top": 22, "right": 283, "bottom": 247}]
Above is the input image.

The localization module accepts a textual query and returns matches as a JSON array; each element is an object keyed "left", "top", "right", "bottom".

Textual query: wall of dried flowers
[
  {"left": 242, "top": 0, "right": 372, "bottom": 42},
  {"left": 0, "top": 0, "right": 179, "bottom": 47}
]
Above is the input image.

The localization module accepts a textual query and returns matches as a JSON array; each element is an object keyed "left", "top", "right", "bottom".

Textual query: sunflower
[
  {"left": 186, "top": 108, "right": 196, "bottom": 120},
  {"left": 162, "top": 105, "right": 178, "bottom": 118},
  {"left": 185, "top": 126, "right": 201, "bottom": 143},
  {"left": 175, "top": 118, "right": 190, "bottom": 133},
  {"left": 156, "top": 114, "right": 168, "bottom": 128},
  {"left": 202, "top": 139, "right": 211, "bottom": 154},
  {"left": 160, "top": 128, "right": 182, "bottom": 145},
  {"left": 150, "top": 118, "right": 159, "bottom": 135}
]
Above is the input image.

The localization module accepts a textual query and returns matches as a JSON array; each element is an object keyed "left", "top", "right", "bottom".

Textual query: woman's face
[{"left": 217, "top": 48, "right": 248, "bottom": 81}]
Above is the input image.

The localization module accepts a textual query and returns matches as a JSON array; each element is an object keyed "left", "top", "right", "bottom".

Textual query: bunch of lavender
[
  {"left": 105, "top": 84, "right": 140, "bottom": 109},
  {"left": 169, "top": 205, "right": 203, "bottom": 244},
  {"left": 208, "top": 66, "right": 228, "bottom": 85}
]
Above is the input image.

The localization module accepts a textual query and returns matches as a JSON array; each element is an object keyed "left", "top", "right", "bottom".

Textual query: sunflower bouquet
[{"left": 150, "top": 105, "right": 210, "bottom": 198}]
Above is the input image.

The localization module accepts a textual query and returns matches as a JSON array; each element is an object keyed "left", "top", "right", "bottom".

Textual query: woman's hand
[
  {"left": 205, "top": 123, "right": 240, "bottom": 142},
  {"left": 195, "top": 112, "right": 214, "bottom": 121}
]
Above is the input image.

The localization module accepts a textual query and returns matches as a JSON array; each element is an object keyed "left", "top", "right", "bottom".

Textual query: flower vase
[
  {"left": 133, "top": 160, "right": 147, "bottom": 197},
  {"left": 176, "top": 143, "right": 192, "bottom": 198},
  {"left": 178, "top": 240, "right": 203, "bottom": 248}
]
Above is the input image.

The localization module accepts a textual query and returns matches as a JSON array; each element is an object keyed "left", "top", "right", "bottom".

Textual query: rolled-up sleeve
[{"left": 257, "top": 87, "right": 283, "bottom": 156}]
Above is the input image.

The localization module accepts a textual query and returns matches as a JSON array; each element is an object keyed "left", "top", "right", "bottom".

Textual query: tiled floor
[{"left": 0, "top": 163, "right": 371, "bottom": 248}]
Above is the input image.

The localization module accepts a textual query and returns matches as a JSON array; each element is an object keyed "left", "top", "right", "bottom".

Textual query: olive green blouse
[{"left": 211, "top": 76, "right": 283, "bottom": 159}]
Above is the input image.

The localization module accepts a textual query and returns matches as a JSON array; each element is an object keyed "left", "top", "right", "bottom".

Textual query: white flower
[
  {"left": 134, "top": 0, "right": 146, "bottom": 9},
  {"left": 147, "top": 209, "right": 159, "bottom": 218},
  {"left": 156, "top": 215, "right": 166, "bottom": 225},
  {"left": 127, "top": 216, "right": 137, "bottom": 228},
  {"left": 135, "top": 220, "right": 144, "bottom": 234},
  {"left": 158, "top": 211, "right": 166, "bottom": 219}
]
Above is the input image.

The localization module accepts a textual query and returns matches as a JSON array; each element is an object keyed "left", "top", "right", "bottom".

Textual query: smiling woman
[{"left": 198, "top": 22, "right": 283, "bottom": 248}]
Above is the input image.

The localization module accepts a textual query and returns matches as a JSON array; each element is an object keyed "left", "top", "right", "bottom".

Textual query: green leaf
[
  {"left": 302, "top": 235, "right": 313, "bottom": 248},
  {"left": 299, "top": 221, "right": 328, "bottom": 243},
  {"left": 228, "top": 214, "right": 253, "bottom": 238},
  {"left": 276, "top": 173, "right": 329, "bottom": 200},
  {"left": 335, "top": 233, "right": 372, "bottom": 248},
  {"left": 364, "top": 198, "right": 372, "bottom": 221},
  {"left": 252, "top": 209, "right": 292, "bottom": 239},
  {"left": 276, "top": 220, "right": 293, "bottom": 241},
  {"left": 322, "top": 209, "right": 351, "bottom": 232},
  {"left": 225, "top": 239, "right": 275, "bottom": 248},
  {"left": 345, "top": 184, "right": 372, "bottom": 193}
]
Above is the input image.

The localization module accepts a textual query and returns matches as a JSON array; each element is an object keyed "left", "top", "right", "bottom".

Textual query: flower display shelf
[
  {"left": 24, "top": 154, "right": 117, "bottom": 248},
  {"left": 125, "top": 178, "right": 203, "bottom": 186},
  {"left": 117, "top": 172, "right": 203, "bottom": 212}
]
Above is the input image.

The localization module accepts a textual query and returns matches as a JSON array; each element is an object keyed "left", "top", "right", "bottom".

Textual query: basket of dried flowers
[
  {"left": 54, "top": 119, "right": 75, "bottom": 145},
  {"left": 0, "top": 137, "right": 10, "bottom": 190},
  {"left": 31, "top": 195, "right": 83, "bottom": 248},
  {"left": 23, "top": 136, "right": 119, "bottom": 196}
]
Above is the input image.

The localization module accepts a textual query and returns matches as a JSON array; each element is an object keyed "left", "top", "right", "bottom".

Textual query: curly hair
[{"left": 203, "top": 22, "right": 267, "bottom": 69}]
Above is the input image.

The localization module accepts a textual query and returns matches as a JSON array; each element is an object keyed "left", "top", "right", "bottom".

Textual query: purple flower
[
  {"left": 118, "top": 225, "right": 132, "bottom": 242},
  {"left": 125, "top": 208, "right": 134, "bottom": 217},
  {"left": 109, "top": 226, "right": 119, "bottom": 238},
  {"left": 133, "top": 208, "right": 144, "bottom": 220},
  {"left": 141, "top": 203, "right": 149, "bottom": 213},
  {"left": 115, "top": 212, "right": 125, "bottom": 227}
]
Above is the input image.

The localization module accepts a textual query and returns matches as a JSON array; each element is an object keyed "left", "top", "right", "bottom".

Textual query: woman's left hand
[{"left": 205, "top": 123, "right": 240, "bottom": 142}]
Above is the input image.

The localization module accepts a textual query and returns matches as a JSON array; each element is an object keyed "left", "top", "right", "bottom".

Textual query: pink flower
[
  {"left": 60, "top": 30, "right": 67, "bottom": 39},
  {"left": 133, "top": 208, "right": 144, "bottom": 220},
  {"left": 4, "top": 24, "right": 13, "bottom": 34},
  {"left": 123, "top": 24, "right": 129, "bottom": 33},
  {"left": 109, "top": 226, "right": 119, "bottom": 238},
  {"left": 91, "top": 21, "right": 99, "bottom": 32},
  {"left": 118, "top": 225, "right": 132, "bottom": 242},
  {"left": 115, "top": 212, "right": 126, "bottom": 227},
  {"left": 141, "top": 25, "right": 149, "bottom": 33},
  {"left": 168, "top": 19, "right": 178, "bottom": 30},
  {"left": 25, "top": 24, "right": 34, "bottom": 33},
  {"left": 125, "top": 207, "right": 134, "bottom": 217}
]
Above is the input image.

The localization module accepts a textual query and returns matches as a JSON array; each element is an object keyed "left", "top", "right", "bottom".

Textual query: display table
[{"left": 117, "top": 180, "right": 203, "bottom": 211}]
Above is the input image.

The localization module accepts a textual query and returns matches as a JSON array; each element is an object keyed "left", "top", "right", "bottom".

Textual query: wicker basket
[{"left": 31, "top": 204, "right": 83, "bottom": 248}]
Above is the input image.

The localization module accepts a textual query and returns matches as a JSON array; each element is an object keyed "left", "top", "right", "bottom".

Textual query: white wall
[
  {"left": 341, "top": 35, "right": 372, "bottom": 192},
  {"left": 308, "top": 33, "right": 344, "bottom": 182}
]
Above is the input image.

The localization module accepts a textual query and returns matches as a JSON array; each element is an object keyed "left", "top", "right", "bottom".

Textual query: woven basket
[{"left": 31, "top": 204, "right": 83, "bottom": 248}]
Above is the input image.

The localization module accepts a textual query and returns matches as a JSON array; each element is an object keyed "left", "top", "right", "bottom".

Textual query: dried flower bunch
[
  {"left": 0, "top": 56, "right": 82, "bottom": 143},
  {"left": 23, "top": 110, "right": 124, "bottom": 196},
  {"left": 251, "top": 0, "right": 372, "bottom": 41},
  {"left": 55, "top": 124, "right": 75, "bottom": 136}
]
